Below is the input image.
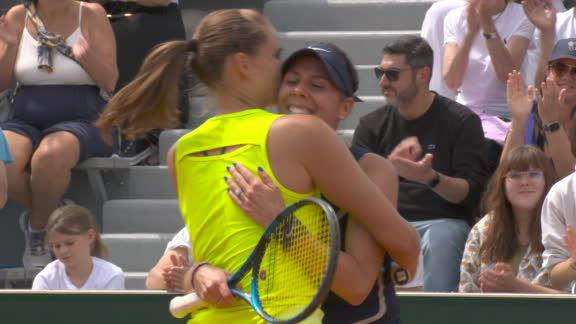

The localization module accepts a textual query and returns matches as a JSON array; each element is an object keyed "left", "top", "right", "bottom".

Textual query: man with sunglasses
[
  {"left": 524, "top": 0, "right": 576, "bottom": 87},
  {"left": 353, "top": 36, "right": 489, "bottom": 292},
  {"left": 505, "top": 38, "right": 576, "bottom": 179}
]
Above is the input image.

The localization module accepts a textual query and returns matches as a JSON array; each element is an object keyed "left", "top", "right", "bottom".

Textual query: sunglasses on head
[
  {"left": 373, "top": 66, "right": 413, "bottom": 82},
  {"left": 549, "top": 61, "right": 576, "bottom": 79}
]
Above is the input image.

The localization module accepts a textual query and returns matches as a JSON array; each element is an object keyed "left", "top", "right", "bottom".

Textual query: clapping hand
[
  {"left": 466, "top": 0, "right": 481, "bottom": 35},
  {"left": 506, "top": 70, "right": 534, "bottom": 122},
  {"left": 480, "top": 262, "right": 517, "bottom": 292},
  {"left": 162, "top": 254, "right": 190, "bottom": 292},
  {"left": 522, "top": 0, "right": 556, "bottom": 32},
  {"left": 388, "top": 137, "right": 436, "bottom": 185},
  {"left": 535, "top": 77, "right": 567, "bottom": 124}
]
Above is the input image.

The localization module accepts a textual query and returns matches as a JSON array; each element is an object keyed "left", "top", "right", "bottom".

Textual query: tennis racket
[{"left": 169, "top": 197, "right": 340, "bottom": 323}]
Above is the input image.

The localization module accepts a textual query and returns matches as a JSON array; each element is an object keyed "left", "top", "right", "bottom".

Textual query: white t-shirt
[
  {"left": 541, "top": 171, "right": 576, "bottom": 292},
  {"left": 444, "top": 3, "right": 535, "bottom": 117},
  {"left": 553, "top": 8, "right": 576, "bottom": 40},
  {"left": 421, "top": 0, "right": 466, "bottom": 100},
  {"left": 164, "top": 227, "right": 192, "bottom": 263},
  {"left": 32, "top": 257, "right": 125, "bottom": 290}
]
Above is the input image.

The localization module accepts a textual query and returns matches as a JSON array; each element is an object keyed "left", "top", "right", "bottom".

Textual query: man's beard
[{"left": 384, "top": 82, "right": 418, "bottom": 106}]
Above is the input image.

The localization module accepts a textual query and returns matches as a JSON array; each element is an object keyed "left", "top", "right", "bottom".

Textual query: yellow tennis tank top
[{"left": 175, "top": 109, "right": 323, "bottom": 323}]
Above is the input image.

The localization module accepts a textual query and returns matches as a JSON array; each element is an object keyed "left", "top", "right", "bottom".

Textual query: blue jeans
[{"left": 411, "top": 218, "right": 470, "bottom": 292}]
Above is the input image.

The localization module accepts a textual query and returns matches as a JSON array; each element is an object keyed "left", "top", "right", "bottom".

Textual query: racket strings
[{"left": 257, "top": 203, "right": 332, "bottom": 320}]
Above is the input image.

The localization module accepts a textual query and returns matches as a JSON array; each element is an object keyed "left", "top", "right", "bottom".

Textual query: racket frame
[{"left": 227, "top": 197, "right": 340, "bottom": 323}]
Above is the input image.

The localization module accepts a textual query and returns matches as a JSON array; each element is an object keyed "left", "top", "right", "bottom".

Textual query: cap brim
[{"left": 549, "top": 55, "right": 576, "bottom": 62}]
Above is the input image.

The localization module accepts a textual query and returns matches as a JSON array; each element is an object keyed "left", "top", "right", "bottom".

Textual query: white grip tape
[{"left": 169, "top": 292, "right": 205, "bottom": 318}]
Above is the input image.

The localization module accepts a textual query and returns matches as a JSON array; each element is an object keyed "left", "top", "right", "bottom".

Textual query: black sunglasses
[
  {"left": 373, "top": 66, "right": 413, "bottom": 82},
  {"left": 549, "top": 61, "right": 576, "bottom": 79}
]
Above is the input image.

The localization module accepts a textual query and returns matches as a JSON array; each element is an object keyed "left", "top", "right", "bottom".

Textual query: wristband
[{"left": 190, "top": 262, "right": 210, "bottom": 290}]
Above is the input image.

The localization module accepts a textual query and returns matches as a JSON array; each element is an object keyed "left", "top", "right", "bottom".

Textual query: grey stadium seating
[{"left": 0, "top": 0, "right": 434, "bottom": 289}]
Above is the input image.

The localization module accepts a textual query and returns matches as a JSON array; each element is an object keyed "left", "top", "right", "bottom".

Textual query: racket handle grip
[{"left": 169, "top": 292, "right": 205, "bottom": 318}]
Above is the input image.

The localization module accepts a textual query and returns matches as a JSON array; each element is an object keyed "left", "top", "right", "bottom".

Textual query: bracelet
[{"left": 190, "top": 261, "right": 210, "bottom": 290}]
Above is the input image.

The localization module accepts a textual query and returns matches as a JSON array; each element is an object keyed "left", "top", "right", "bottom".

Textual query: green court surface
[{"left": 0, "top": 290, "right": 575, "bottom": 324}]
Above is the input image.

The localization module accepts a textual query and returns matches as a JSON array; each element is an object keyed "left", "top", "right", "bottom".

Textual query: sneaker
[{"left": 19, "top": 211, "right": 52, "bottom": 270}]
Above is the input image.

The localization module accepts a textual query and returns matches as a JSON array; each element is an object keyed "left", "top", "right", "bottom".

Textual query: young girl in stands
[
  {"left": 97, "top": 9, "right": 419, "bottom": 322},
  {"left": 459, "top": 145, "right": 557, "bottom": 293},
  {"left": 32, "top": 204, "right": 124, "bottom": 290}
]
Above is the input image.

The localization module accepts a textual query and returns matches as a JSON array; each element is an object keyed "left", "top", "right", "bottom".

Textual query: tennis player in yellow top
[{"left": 97, "top": 9, "right": 420, "bottom": 323}]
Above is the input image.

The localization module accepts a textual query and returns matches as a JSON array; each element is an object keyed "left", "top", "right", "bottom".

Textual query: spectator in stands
[
  {"left": 0, "top": 127, "right": 12, "bottom": 209},
  {"left": 459, "top": 145, "right": 558, "bottom": 293},
  {"left": 225, "top": 43, "right": 408, "bottom": 323},
  {"left": 540, "top": 113, "right": 576, "bottom": 292},
  {"left": 0, "top": 0, "right": 117, "bottom": 270},
  {"left": 443, "top": 0, "right": 534, "bottom": 172},
  {"left": 98, "top": 9, "right": 419, "bottom": 321},
  {"left": 353, "top": 36, "right": 489, "bottom": 292},
  {"left": 32, "top": 204, "right": 125, "bottom": 290},
  {"left": 420, "top": 0, "right": 465, "bottom": 100},
  {"left": 524, "top": 0, "right": 573, "bottom": 87},
  {"left": 503, "top": 39, "right": 576, "bottom": 178},
  {"left": 146, "top": 227, "right": 190, "bottom": 291}
]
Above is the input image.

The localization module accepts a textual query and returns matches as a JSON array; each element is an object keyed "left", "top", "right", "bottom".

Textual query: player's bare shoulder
[{"left": 270, "top": 114, "right": 332, "bottom": 144}]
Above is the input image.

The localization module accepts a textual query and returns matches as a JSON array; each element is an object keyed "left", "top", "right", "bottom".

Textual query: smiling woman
[{"left": 459, "top": 145, "right": 557, "bottom": 294}]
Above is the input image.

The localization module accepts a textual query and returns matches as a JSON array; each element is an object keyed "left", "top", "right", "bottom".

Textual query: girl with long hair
[{"left": 459, "top": 145, "right": 557, "bottom": 293}]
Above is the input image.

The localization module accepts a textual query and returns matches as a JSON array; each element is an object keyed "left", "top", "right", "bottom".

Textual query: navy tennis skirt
[{"left": 2, "top": 84, "right": 113, "bottom": 162}]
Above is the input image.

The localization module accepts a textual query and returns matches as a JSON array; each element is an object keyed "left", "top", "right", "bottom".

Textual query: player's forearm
[{"left": 330, "top": 253, "right": 379, "bottom": 306}]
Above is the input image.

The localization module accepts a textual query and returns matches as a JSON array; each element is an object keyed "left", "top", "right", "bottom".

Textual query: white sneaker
[{"left": 19, "top": 211, "right": 52, "bottom": 270}]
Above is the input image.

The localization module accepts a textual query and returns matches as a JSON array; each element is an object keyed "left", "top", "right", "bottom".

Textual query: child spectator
[
  {"left": 459, "top": 145, "right": 557, "bottom": 293},
  {"left": 0, "top": 127, "right": 12, "bottom": 208},
  {"left": 32, "top": 204, "right": 124, "bottom": 290}
]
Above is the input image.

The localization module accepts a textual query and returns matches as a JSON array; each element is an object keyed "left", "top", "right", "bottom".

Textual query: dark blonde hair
[
  {"left": 479, "top": 145, "right": 556, "bottom": 263},
  {"left": 46, "top": 205, "right": 108, "bottom": 259},
  {"left": 95, "top": 9, "right": 271, "bottom": 141}
]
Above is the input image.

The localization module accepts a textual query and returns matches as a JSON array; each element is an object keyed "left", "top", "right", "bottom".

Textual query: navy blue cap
[
  {"left": 281, "top": 43, "right": 363, "bottom": 102},
  {"left": 549, "top": 38, "right": 576, "bottom": 62}
]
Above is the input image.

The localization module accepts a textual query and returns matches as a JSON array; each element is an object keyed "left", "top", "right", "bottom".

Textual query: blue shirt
[{"left": 0, "top": 128, "right": 13, "bottom": 164}]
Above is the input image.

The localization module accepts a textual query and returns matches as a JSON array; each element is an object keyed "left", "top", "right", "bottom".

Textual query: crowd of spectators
[{"left": 0, "top": 0, "right": 576, "bottom": 305}]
